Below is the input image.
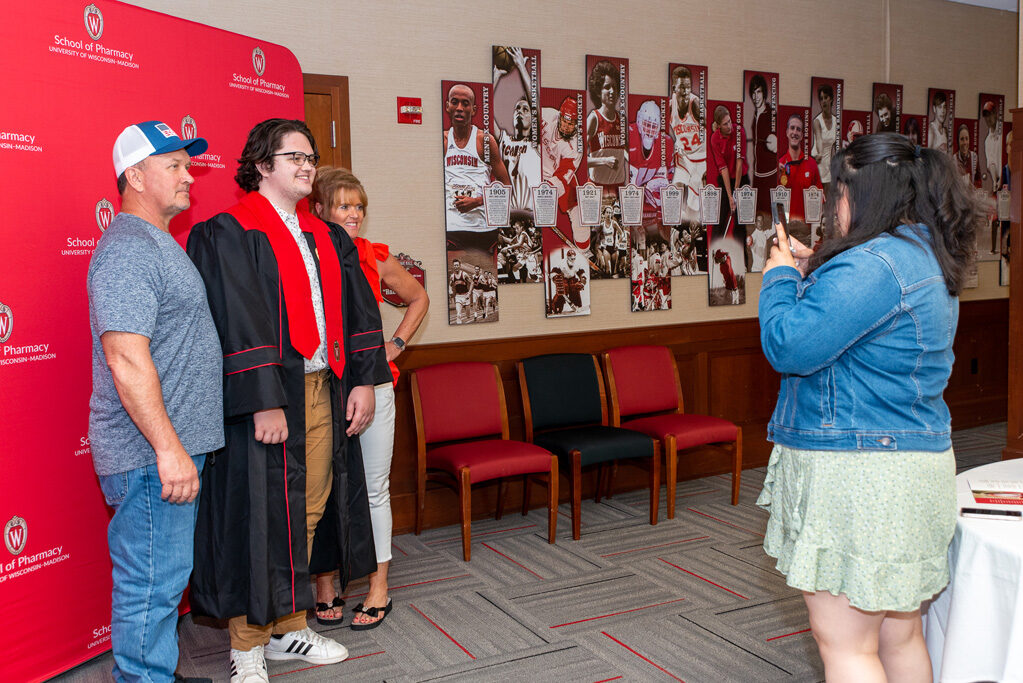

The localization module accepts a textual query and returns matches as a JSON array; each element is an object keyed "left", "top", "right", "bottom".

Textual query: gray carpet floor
[{"left": 55, "top": 423, "right": 1006, "bottom": 682}]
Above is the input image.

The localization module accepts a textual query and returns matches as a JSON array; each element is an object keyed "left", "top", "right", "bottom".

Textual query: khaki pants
[{"left": 229, "top": 370, "right": 333, "bottom": 651}]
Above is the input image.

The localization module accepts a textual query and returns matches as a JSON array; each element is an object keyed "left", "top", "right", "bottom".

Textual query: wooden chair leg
[
  {"left": 594, "top": 462, "right": 605, "bottom": 504},
  {"left": 415, "top": 468, "right": 426, "bottom": 535},
  {"left": 731, "top": 427, "right": 743, "bottom": 506},
  {"left": 459, "top": 468, "right": 472, "bottom": 561},
  {"left": 521, "top": 474, "right": 531, "bottom": 516},
  {"left": 496, "top": 478, "right": 506, "bottom": 520},
  {"left": 571, "top": 451, "right": 582, "bottom": 540},
  {"left": 665, "top": 436, "right": 678, "bottom": 519},
  {"left": 547, "top": 455, "right": 558, "bottom": 544},
  {"left": 606, "top": 462, "right": 618, "bottom": 499},
  {"left": 649, "top": 442, "right": 660, "bottom": 526}
]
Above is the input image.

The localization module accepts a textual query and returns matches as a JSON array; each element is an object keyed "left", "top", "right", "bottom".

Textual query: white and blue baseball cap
[{"left": 112, "top": 120, "right": 208, "bottom": 176}]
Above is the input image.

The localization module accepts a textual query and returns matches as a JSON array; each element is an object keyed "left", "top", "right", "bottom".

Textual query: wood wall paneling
[{"left": 1004, "top": 108, "right": 1022, "bottom": 460}]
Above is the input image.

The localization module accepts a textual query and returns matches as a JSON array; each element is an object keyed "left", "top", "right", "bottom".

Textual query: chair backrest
[
  {"left": 604, "top": 345, "right": 682, "bottom": 419},
  {"left": 518, "top": 353, "right": 604, "bottom": 433},
  {"left": 412, "top": 362, "right": 506, "bottom": 444}
]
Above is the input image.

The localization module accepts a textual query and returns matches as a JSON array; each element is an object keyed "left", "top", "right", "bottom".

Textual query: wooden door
[{"left": 303, "top": 73, "right": 352, "bottom": 170}]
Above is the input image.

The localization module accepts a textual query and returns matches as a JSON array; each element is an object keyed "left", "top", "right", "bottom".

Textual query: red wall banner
[{"left": 0, "top": 2, "right": 303, "bottom": 680}]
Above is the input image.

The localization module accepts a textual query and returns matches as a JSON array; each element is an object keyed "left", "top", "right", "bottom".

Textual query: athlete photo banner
[
  {"left": 902, "top": 113, "right": 927, "bottom": 147},
  {"left": 539, "top": 86, "right": 588, "bottom": 252},
  {"left": 441, "top": 79, "right": 502, "bottom": 325},
  {"left": 667, "top": 62, "right": 708, "bottom": 274},
  {"left": 809, "top": 76, "right": 842, "bottom": 200},
  {"left": 0, "top": 2, "right": 302, "bottom": 680},
  {"left": 927, "top": 87, "right": 956, "bottom": 154},
  {"left": 491, "top": 45, "right": 542, "bottom": 252},
  {"left": 775, "top": 104, "right": 821, "bottom": 251},
  {"left": 626, "top": 93, "right": 672, "bottom": 310},
  {"left": 871, "top": 82, "right": 903, "bottom": 134},
  {"left": 584, "top": 55, "right": 629, "bottom": 195},
  {"left": 843, "top": 109, "right": 870, "bottom": 149},
  {"left": 742, "top": 69, "right": 779, "bottom": 217}
]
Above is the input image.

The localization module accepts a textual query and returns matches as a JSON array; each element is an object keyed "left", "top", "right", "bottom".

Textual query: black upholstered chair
[{"left": 517, "top": 353, "right": 660, "bottom": 540}]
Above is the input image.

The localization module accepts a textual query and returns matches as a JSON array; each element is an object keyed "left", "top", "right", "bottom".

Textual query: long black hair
[{"left": 809, "top": 132, "right": 982, "bottom": 295}]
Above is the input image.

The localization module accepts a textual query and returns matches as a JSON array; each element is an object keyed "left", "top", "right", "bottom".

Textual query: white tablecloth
[{"left": 923, "top": 458, "right": 1023, "bottom": 683}]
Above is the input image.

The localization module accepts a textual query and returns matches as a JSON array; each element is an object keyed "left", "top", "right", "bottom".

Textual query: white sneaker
[
  {"left": 229, "top": 646, "right": 268, "bottom": 683},
  {"left": 264, "top": 627, "right": 349, "bottom": 665}
]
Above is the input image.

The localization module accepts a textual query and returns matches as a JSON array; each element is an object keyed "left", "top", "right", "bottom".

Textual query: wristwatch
[{"left": 390, "top": 336, "right": 406, "bottom": 350}]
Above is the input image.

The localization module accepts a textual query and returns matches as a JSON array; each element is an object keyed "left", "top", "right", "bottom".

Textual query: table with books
[{"left": 923, "top": 458, "right": 1023, "bottom": 683}]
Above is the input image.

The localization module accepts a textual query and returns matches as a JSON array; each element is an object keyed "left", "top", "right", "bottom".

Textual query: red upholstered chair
[
  {"left": 603, "top": 345, "right": 742, "bottom": 516},
  {"left": 411, "top": 362, "right": 558, "bottom": 561}
]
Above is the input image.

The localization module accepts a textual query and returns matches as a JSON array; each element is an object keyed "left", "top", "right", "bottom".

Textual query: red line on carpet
[
  {"left": 346, "top": 573, "right": 470, "bottom": 598},
  {"left": 551, "top": 597, "right": 686, "bottom": 628},
  {"left": 685, "top": 508, "right": 765, "bottom": 537},
  {"left": 766, "top": 627, "right": 812, "bottom": 641},
  {"left": 600, "top": 536, "right": 709, "bottom": 557},
  {"left": 481, "top": 542, "right": 544, "bottom": 580},
  {"left": 391, "top": 542, "right": 408, "bottom": 556},
  {"left": 410, "top": 603, "right": 476, "bottom": 660},
  {"left": 601, "top": 631, "right": 686, "bottom": 682},
  {"left": 658, "top": 558, "right": 749, "bottom": 599},
  {"left": 269, "top": 651, "right": 385, "bottom": 676},
  {"left": 629, "top": 490, "right": 716, "bottom": 507},
  {"left": 425, "top": 524, "right": 537, "bottom": 545},
  {"left": 593, "top": 677, "right": 624, "bottom": 682}
]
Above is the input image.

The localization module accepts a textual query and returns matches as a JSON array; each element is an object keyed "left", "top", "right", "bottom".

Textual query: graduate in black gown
[{"left": 186, "top": 119, "right": 389, "bottom": 678}]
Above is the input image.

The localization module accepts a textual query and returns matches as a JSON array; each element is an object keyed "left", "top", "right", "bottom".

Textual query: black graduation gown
[{"left": 186, "top": 211, "right": 390, "bottom": 625}]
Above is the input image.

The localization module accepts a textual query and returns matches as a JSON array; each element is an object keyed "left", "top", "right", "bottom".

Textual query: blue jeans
[{"left": 98, "top": 455, "right": 206, "bottom": 683}]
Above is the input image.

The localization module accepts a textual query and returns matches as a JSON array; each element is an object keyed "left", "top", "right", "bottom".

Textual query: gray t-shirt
[{"left": 87, "top": 213, "right": 224, "bottom": 475}]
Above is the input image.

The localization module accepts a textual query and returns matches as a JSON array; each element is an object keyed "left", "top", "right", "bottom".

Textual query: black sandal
[
  {"left": 314, "top": 596, "right": 345, "bottom": 626},
  {"left": 350, "top": 598, "right": 392, "bottom": 631}
]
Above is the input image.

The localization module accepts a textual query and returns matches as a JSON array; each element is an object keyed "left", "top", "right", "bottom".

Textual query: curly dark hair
[
  {"left": 748, "top": 73, "right": 768, "bottom": 102},
  {"left": 816, "top": 83, "right": 834, "bottom": 102},
  {"left": 813, "top": 132, "right": 983, "bottom": 295},
  {"left": 587, "top": 60, "right": 618, "bottom": 108},
  {"left": 875, "top": 92, "right": 893, "bottom": 115},
  {"left": 235, "top": 118, "right": 318, "bottom": 192},
  {"left": 670, "top": 65, "right": 692, "bottom": 87}
]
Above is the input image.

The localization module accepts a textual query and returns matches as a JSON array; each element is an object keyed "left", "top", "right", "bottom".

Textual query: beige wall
[{"left": 132, "top": 0, "right": 1018, "bottom": 345}]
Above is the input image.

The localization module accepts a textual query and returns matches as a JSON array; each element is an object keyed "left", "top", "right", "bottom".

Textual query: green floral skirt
[{"left": 757, "top": 444, "right": 956, "bottom": 612}]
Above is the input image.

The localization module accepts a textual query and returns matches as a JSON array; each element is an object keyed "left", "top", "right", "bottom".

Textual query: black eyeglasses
[{"left": 272, "top": 151, "right": 320, "bottom": 167}]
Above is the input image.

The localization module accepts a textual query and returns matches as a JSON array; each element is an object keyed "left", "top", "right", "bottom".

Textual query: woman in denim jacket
[{"left": 757, "top": 133, "right": 982, "bottom": 683}]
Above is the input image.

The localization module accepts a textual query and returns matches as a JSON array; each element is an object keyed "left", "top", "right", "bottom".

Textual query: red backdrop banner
[{"left": 0, "top": 2, "right": 303, "bottom": 680}]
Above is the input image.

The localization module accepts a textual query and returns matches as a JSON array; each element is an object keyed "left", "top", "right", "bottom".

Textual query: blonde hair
[{"left": 311, "top": 166, "right": 368, "bottom": 220}]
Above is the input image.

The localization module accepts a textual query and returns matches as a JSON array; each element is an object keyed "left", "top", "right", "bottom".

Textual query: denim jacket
[{"left": 759, "top": 224, "right": 956, "bottom": 451}]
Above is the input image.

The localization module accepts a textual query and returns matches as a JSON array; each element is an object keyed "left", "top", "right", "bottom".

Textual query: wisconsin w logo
[
  {"left": 95, "top": 198, "right": 114, "bottom": 232},
  {"left": 252, "top": 47, "right": 266, "bottom": 77},
  {"left": 181, "top": 115, "right": 197, "bottom": 141},
  {"left": 0, "top": 303, "right": 12, "bottom": 344},
  {"left": 84, "top": 4, "right": 103, "bottom": 41},
  {"left": 5, "top": 516, "right": 27, "bottom": 556}
]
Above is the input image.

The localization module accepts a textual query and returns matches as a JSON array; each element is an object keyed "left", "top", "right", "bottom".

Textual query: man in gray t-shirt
[{"left": 87, "top": 120, "right": 222, "bottom": 683}]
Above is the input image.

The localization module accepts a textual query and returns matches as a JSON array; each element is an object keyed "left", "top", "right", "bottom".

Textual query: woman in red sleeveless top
[{"left": 310, "top": 167, "right": 429, "bottom": 630}]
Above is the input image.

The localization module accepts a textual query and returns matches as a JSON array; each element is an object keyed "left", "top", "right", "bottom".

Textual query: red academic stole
[{"left": 228, "top": 192, "right": 346, "bottom": 379}]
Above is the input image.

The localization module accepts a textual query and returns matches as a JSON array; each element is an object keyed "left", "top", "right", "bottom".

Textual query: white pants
[{"left": 363, "top": 382, "right": 396, "bottom": 563}]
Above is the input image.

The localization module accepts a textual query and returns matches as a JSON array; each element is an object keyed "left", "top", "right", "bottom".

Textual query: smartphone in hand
[{"left": 772, "top": 201, "right": 795, "bottom": 254}]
